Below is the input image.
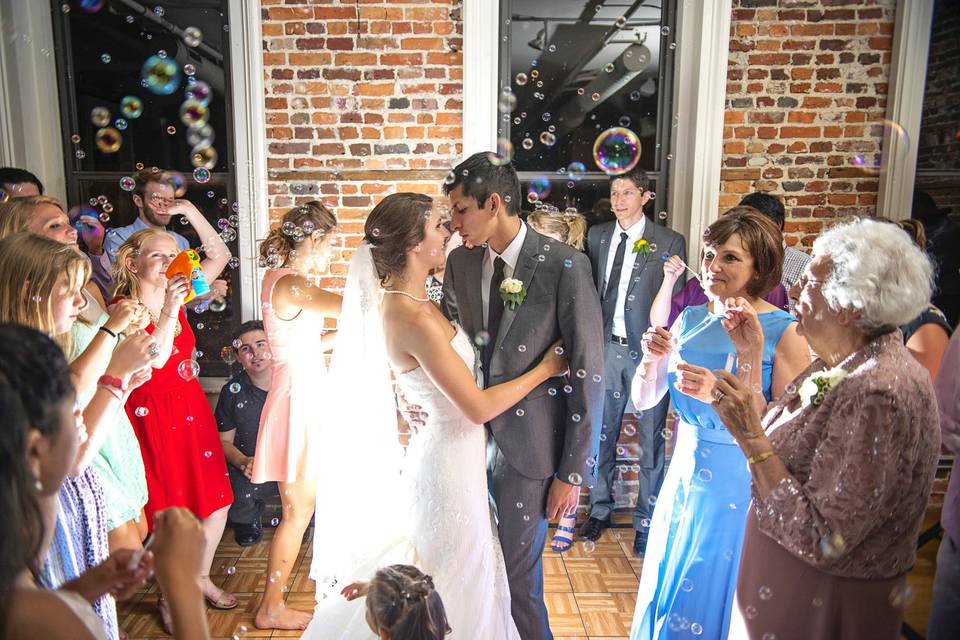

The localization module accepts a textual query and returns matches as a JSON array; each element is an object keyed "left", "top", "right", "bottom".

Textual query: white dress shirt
[
  {"left": 481, "top": 222, "right": 527, "bottom": 330},
  {"left": 603, "top": 216, "right": 646, "bottom": 337}
]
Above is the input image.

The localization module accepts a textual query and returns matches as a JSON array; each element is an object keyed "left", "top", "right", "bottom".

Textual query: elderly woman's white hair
[{"left": 812, "top": 218, "right": 933, "bottom": 334}]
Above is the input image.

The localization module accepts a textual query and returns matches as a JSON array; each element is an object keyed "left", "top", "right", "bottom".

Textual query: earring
[
  {"left": 34, "top": 478, "right": 43, "bottom": 492},
  {"left": 414, "top": 244, "right": 422, "bottom": 253}
]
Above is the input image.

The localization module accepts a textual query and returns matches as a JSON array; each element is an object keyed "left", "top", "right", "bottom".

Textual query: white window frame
[
  {"left": 464, "top": 0, "right": 733, "bottom": 262},
  {"left": 876, "top": 0, "right": 935, "bottom": 221}
]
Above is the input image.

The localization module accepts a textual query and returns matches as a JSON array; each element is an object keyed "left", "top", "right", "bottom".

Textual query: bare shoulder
[
  {"left": 6, "top": 589, "right": 98, "bottom": 640},
  {"left": 383, "top": 299, "right": 449, "bottom": 354}
]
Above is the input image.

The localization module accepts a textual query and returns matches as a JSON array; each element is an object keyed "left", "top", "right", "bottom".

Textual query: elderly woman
[
  {"left": 711, "top": 218, "right": 941, "bottom": 639},
  {"left": 628, "top": 208, "right": 810, "bottom": 639}
]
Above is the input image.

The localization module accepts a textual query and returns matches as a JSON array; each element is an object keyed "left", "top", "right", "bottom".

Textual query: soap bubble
[
  {"left": 521, "top": 138, "right": 534, "bottom": 150},
  {"left": 192, "top": 144, "right": 218, "bottom": 169},
  {"left": 114, "top": 118, "right": 128, "bottom": 131},
  {"left": 582, "top": 540, "right": 596, "bottom": 554},
  {"left": 185, "top": 80, "right": 213, "bottom": 106},
  {"left": 680, "top": 578, "right": 694, "bottom": 592},
  {"left": 134, "top": 406, "right": 149, "bottom": 417},
  {"left": 90, "top": 106, "right": 111, "bottom": 127},
  {"left": 488, "top": 138, "right": 514, "bottom": 166},
  {"left": 566, "top": 161, "right": 586, "bottom": 181},
  {"left": 539, "top": 131, "right": 557, "bottom": 146},
  {"left": 167, "top": 126, "right": 177, "bottom": 135},
  {"left": 498, "top": 88, "right": 517, "bottom": 112},
  {"left": 568, "top": 472, "right": 582, "bottom": 485},
  {"left": 229, "top": 382, "right": 241, "bottom": 394},
  {"left": 79, "top": 0, "right": 104, "bottom": 12},
  {"left": 516, "top": 409, "right": 525, "bottom": 417},
  {"left": 221, "top": 346, "right": 237, "bottom": 365},
  {"left": 210, "top": 297, "right": 227, "bottom": 312},
  {"left": 758, "top": 585, "right": 773, "bottom": 600},
  {"left": 119, "top": 96, "right": 143, "bottom": 120},
  {"left": 193, "top": 167, "right": 211, "bottom": 183},
  {"left": 119, "top": 176, "right": 136, "bottom": 192},
  {"left": 184, "top": 63, "right": 196, "bottom": 76},
  {"left": 100, "top": 53, "right": 111, "bottom": 64},
  {"left": 180, "top": 99, "right": 209, "bottom": 129},
  {"left": 593, "top": 127, "right": 641, "bottom": 175},
  {"left": 515, "top": 72, "right": 528, "bottom": 86},
  {"left": 141, "top": 54, "right": 181, "bottom": 95},
  {"left": 177, "top": 359, "right": 200, "bottom": 381},
  {"left": 183, "top": 26, "right": 203, "bottom": 47},
  {"left": 95, "top": 127, "right": 122, "bottom": 154},
  {"left": 528, "top": 176, "right": 551, "bottom": 201}
]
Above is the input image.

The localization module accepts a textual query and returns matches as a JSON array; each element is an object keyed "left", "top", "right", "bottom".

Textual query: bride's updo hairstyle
[
  {"left": 258, "top": 200, "right": 337, "bottom": 267},
  {"left": 366, "top": 564, "right": 451, "bottom": 640},
  {"left": 364, "top": 192, "right": 434, "bottom": 285}
]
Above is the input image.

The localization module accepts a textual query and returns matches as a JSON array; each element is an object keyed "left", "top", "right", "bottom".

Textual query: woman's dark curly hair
[
  {"left": 363, "top": 193, "right": 434, "bottom": 285},
  {"left": 366, "top": 564, "right": 451, "bottom": 639}
]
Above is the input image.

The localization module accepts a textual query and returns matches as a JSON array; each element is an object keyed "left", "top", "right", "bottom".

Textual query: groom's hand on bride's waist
[
  {"left": 546, "top": 477, "right": 581, "bottom": 520},
  {"left": 397, "top": 390, "right": 427, "bottom": 433}
]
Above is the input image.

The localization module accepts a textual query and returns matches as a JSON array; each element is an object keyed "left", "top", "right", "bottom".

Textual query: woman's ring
[
  {"left": 712, "top": 388, "right": 726, "bottom": 403},
  {"left": 148, "top": 343, "right": 160, "bottom": 357}
]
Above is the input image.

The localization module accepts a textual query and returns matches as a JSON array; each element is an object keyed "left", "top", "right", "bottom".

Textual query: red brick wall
[
  {"left": 720, "top": 0, "right": 896, "bottom": 249},
  {"left": 261, "top": 0, "right": 463, "bottom": 289}
]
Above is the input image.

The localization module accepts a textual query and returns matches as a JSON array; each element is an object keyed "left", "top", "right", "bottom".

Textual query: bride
[{"left": 303, "top": 193, "right": 567, "bottom": 639}]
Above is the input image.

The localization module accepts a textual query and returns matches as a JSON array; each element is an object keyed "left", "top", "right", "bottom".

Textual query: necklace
[
  {"left": 145, "top": 306, "right": 182, "bottom": 337},
  {"left": 383, "top": 289, "right": 430, "bottom": 303}
]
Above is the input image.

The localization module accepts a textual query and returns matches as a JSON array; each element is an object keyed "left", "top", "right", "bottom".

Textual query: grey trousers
[
  {"left": 588, "top": 340, "right": 669, "bottom": 536},
  {"left": 226, "top": 464, "right": 278, "bottom": 525},
  {"left": 929, "top": 533, "right": 960, "bottom": 640},
  {"left": 488, "top": 436, "right": 554, "bottom": 640}
]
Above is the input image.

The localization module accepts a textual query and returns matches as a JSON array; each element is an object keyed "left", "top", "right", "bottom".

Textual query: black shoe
[
  {"left": 579, "top": 517, "right": 609, "bottom": 541},
  {"left": 633, "top": 531, "right": 647, "bottom": 557},
  {"left": 234, "top": 519, "right": 262, "bottom": 546}
]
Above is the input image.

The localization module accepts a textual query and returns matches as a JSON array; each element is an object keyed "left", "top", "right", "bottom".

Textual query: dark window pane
[
  {"left": 51, "top": 0, "right": 239, "bottom": 377},
  {"left": 499, "top": 0, "right": 675, "bottom": 219}
]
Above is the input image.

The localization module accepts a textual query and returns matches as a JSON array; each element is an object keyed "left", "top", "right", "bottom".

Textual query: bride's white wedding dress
[{"left": 303, "top": 324, "right": 520, "bottom": 639}]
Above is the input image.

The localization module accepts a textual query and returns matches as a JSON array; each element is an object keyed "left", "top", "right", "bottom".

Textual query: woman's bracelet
[
  {"left": 160, "top": 309, "right": 177, "bottom": 320},
  {"left": 98, "top": 326, "right": 118, "bottom": 340},
  {"left": 96, "top": 384, "right": 124, "bottom": 402},
  {"left": 747, "top": 449, "right": 777, "bottom": 465}
]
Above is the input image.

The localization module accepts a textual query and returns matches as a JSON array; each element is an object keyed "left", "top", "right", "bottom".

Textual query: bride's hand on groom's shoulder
[{"left": 341, "top": 581, "right": 369, "bottom": 601}]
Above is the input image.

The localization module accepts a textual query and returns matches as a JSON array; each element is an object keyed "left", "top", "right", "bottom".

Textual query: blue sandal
[{"left": 551, "top": 520, "right": 576, "bottom": 553}]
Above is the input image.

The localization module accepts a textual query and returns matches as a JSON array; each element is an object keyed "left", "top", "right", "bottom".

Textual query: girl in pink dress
[{"left": 252, "top": 201, "right": 341, "bottom": 630}]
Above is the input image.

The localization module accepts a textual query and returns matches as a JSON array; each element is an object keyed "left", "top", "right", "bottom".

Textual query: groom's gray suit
[{"left": 442, "top": 223, "right": 604, "bottom": 640}]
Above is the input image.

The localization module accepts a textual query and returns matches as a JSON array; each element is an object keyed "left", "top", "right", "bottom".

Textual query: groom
[{"left": 441, "top": 153, "right": 604, "bottom": 639}]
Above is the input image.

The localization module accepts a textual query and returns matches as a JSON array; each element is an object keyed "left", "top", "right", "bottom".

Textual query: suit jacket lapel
[
  {"left": 625, "top": 219, "right": 657, "bottom": 300},
  {"left": 494, "top": 228, "right": 541, "bottom": 352},
  {"left": 462, "top": 249, "right": 484, "bottom": 337},
  {"left": 595, "top": 222, "right": 614, "bottom": 291}
]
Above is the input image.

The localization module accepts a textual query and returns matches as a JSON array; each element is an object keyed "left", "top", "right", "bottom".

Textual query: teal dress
[
  {"left": 71, "top": 304, "right": 149, "bottom": 530},
  {"left": 630, "top": 304, "right": 795, "bottom": 639}
]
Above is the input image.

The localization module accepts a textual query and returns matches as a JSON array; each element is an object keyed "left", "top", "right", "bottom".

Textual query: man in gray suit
[
  {"left": 579, "top": 169, "right": 686, "bottom": 556},
  {"left": 441, "top": 153, "right": 604, "bottom": 640}
]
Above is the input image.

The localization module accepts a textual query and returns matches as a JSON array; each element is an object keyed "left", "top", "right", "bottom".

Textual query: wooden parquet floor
[{"left": 118, "top": 510, "right": 942, "bottom": 639}]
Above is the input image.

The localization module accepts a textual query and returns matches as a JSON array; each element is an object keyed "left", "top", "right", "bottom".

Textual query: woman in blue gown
[{"left": 628, "top": 208, "right": 811, "bottom": 639}]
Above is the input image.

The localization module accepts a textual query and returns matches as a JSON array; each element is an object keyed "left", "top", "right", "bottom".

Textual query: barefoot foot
[{"left": 254, "top": 604, "right": 312, "bottom": 630}]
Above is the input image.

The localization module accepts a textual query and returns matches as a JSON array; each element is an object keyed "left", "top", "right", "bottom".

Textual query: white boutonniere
[
  {"left": 499, "top": 278, "right": 527, "bottom": 310},
  {"left": 798, "top": 366, "right": 848, "bottom": 407}
]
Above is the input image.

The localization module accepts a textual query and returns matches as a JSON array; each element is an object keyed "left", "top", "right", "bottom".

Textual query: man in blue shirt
[{"left": 103, "top": 168, "right": 190, "bottom": 263}]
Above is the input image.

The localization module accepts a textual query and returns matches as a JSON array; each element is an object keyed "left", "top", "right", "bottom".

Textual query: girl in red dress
[{"left": 111, "top": 198, "right": 236, "bottom": 626}]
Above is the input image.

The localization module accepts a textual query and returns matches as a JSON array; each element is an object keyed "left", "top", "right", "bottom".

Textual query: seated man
[
  {"left": 0, "top": 166, "right": 43, "bottom": 199},
  {"left": 216, "top": 321, "right": 278, "bottom": 546}
]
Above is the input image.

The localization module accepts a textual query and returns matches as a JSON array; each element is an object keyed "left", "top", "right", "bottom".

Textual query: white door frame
[
  {"left": 876, "top": 0, "right": 935, "bottom": 221},
  {"left": 0, "top": 0, "right": 66, "bottom": 201}
]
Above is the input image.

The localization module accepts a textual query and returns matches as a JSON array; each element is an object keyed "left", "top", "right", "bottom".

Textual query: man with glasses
[{"left": 103, "top": 168, "right": 191, "bottom": 263}]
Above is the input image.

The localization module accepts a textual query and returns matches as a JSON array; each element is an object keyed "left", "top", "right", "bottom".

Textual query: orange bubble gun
[{"left": 165, "top": 249, "right": 210, "bottom": 303}]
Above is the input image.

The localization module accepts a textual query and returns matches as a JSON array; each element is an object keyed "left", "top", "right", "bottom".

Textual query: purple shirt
[
  {"left": 936, "top": 329, "right": 960, "bottom": 541},
  {"left": 668, "top": 278, "right": 789, "bottom": 326}
]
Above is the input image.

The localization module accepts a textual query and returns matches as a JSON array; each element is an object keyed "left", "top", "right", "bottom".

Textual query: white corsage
[
  {"left": 798, "top": 366, "right": 848, "bottom": 407},
  {"left": 499, "top": 278, "right": 527, "bottom": 310}
]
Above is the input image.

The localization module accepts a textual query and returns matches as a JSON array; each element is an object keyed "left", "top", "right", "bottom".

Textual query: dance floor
[{"left": 118, "top": 509, "right": 941, "bottom": 639}]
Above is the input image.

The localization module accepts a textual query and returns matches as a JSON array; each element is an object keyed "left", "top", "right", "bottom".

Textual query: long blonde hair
[
  {"left": 0, "top": 232, "right": 90, "bottom": 354},
  {"left": 0, "top": 195, "right": 66, "bottom": 240},
  {"left": 111, "top": 228, "right": 178, "bottom": 300},
  {"left": 527, "top": 208, "right": 588, "bottom": 250}
]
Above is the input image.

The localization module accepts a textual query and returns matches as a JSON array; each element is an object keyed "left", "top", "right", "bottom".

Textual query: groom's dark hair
[{"left": 443, "top": 152, "right": 522, "bottom": 217}]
